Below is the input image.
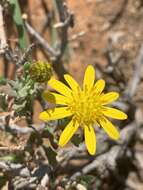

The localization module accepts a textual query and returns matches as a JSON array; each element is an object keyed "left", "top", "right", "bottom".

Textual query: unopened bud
[{"left": 30, "top": 61, "right": 52, "bottom": 83}]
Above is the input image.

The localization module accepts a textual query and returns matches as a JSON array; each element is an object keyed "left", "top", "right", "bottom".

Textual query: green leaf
[
  {"left": 71, "top": 134, "right": 82, "bottom": 147},
  {"left": 0, "top": 94, "right": 8, "bottom": 111},
  {"left": 45, "top": 125, "right": 55, "bottom": 134},
  {"left": 18, "top": 86, "right": 29, "bottom": 98},
  {"left": 13, "top": 101, "right": 26, "bottom": 111},
  {"left": 0, "top": 175, "right": 7, "bottom": 188},
  {"left": 77, "top": 175, "right": 95, "bottom": 188},
  {"left": 9, "top": 0, "right": 28, "bottom": 50},
  {"left": 0, "top": 153, "right": 24, "bottom": 163},
  {"left": 8, "top": 80, "right": 20, "bottom": 90},
  {"left": 58, "top": 117, "right": 72, "bottom": 130},
  {"left": 43, "top": 146, "right": 57, "bottom": 167},
  {"left": 0, "top": 76, "right": 7, "bottom": 85},
  {"left": 23, "top": 62, "right": 31, "bottom": 72}
]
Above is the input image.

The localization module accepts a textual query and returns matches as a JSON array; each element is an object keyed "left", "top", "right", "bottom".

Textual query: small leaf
[
  {"left": 13, "top": 101, "right": 26, "bottom": 111},
  {"left": 58, "top": 117, "right": 72, "bottom": 130},
  {"left": 23, "top": 62, "right": 31, "bottom": 71},
  {"left": 0, "top": 94, "right": 8, "bottom": 111},
  {"left": 77, "top": 175, "right": 95, "bottom": 188},
  {"left": 71, "top": 134, "right": 82, "bottom": 147},
  {"left": 9, "top": 0, "right": 28, "bottom": 50},
  {"left": 0, "top": 77, "right": 7, "bottom": 85},
  {"left": 0, "top": 154, "right": 24, "bottom": 163},
  {"left": 43, "top": 146, "right": 57, "bottom": 167}
]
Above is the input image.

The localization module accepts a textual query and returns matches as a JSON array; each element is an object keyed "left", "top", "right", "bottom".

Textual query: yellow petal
[
  {"left": 48, "top": 78, "right": 72, "bottom": 98},
  {"left": 64, "top": 74, "right": 81, "bottom": 93},
  {"left": 94, "top": 79, "right": 105, "bottom": 94},
  {"left": 42, "top": 91, "right": 70, "bottom": 105},
  {"left": 102, "top": 107, "right": 127, "bottom": 120},
  {"left": 99, "top": 117, "right": 120, "bottom": 140},
  {"left": 84, "top": 125, "right": 96, "bottom": 155},
  {"left": 59, "top": 120, "right": 79, "bottom": 147},
  {"left": 39, "top": 107, "right": 72, "bottom": 121},
  {"left": 83, "top": 65, "right": 95, "bottom": 90},
  {"left": 100, "top": 92, "right": 119, "bottom": 105}
]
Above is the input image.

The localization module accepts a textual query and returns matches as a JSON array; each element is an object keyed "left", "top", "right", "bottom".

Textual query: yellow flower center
[{"left": 69, "top": 88, "right": 102, "bottom": 125}]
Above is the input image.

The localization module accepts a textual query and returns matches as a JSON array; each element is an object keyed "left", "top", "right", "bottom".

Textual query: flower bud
[{"left": 30, "top": 61, "right": 52, "bottom": 83}]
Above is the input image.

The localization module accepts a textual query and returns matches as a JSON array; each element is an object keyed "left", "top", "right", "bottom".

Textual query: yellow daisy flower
[{"left": 39, "top": 65, "right": 127, "bottom": 155}]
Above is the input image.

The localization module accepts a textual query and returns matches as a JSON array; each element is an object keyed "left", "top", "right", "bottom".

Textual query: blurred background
[{"left": 0, "top": 0, "right": 143, "bottom": 189}]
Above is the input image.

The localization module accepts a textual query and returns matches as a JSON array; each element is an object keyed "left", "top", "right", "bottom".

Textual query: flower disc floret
[{"left": 69, "top": 88, "right": 102, "bottom": 125}]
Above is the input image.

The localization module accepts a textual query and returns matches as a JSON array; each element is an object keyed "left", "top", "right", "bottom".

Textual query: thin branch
[
  {"left": 128, "top": 44, "right": 143, "bottom": 98},
  {"left": 0, "top": 4, "right": 8, "bottom": 54},
  {"left": 54, "top": 0, "right": 74, "bottom": 59},
  {"left": 25, "top": 21, "right": 59, "bottom": 59},
  {"left": 17, "top": 43, "right": 35, "bottom": 66},
  {"left": 68, "top": 122, "right": 136, "bottom": 181},
  {"left": 0, "top": 116, "right": 45, "bottom": 134}
]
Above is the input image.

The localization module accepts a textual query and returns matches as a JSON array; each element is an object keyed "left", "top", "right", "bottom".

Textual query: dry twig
[{"left": 0, "top": 4, "right": 7, "bottom": 54}]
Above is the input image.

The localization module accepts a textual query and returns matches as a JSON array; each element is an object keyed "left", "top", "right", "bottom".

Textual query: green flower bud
[
  {"left": 30, "top": 61, "right": 53, "bottom": 83},
  {"left": 23, "top": 62, "right": 31, "bottom": 71}
]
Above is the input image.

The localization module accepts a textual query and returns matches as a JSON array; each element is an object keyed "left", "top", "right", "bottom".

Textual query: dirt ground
[
  {"left": 68, "top": 0, "right": 143, "bottom": 81},
  {"left": 19, "top": 0, "right": 143, "bottom": 97},
  {"left": 16, "top": 0, "right": 141, "bottom": 79}
]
